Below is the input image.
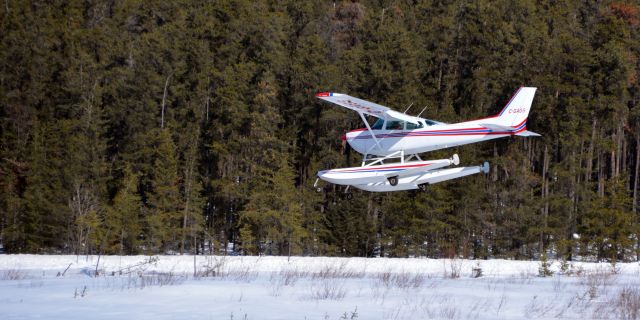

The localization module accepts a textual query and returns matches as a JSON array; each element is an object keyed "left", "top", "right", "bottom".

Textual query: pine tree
[
  {"left": 179, "top": 130, "right": 205, "bottom": 254},
  {"left": 239, "top": 157, "right": 305, "bottom": 256},
  {"left": 105, "top": 165, "right": 142, "bottom": 255},
  {"left": 146, "top": 129, "right": 181, "bottom": 253}
]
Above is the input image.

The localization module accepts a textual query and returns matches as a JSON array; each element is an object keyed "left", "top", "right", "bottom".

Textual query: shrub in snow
[
  {"left": 612, "top": 286, "right": 640, "bottom": 320},
  {"left": 1, "top": 269, "right": 30, "bottom": 281},
  {"left": 538, "top": 253, "right": 554, "bottom": 277},
  {"left": 471, "top": 262, "right": 483, "bottom": 278}
]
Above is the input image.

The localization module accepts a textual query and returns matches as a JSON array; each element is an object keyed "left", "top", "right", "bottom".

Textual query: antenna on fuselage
[
  {"left": 416, "top": 105, "right": 428, "bottom": 118},
  {"left": 403, "top": 102, "right": 414, "bottom": 114}
]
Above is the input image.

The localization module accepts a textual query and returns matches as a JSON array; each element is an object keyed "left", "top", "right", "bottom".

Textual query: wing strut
[{"left": 357, "top": 111, "right": 382, "bottom": 151}]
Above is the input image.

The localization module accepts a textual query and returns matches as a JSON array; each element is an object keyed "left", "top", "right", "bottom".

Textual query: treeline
[{"left": 1, "top": 0, "right": 639, "bottom": 261}]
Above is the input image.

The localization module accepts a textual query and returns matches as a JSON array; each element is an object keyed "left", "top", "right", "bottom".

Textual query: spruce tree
[
  {"left": 105, "top": 165, "right": 142, "bottom": 255},
  {"left": 146, "top": 129, "right": 181, "bottom": 253}
]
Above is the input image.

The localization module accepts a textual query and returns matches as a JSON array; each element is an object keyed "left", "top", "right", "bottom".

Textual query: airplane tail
[
  {"left": 478, "top": 87, "right": 540, "bottom": 136},
  {"left": 494, "top": 87, "right": 537, "bottom": 129}
]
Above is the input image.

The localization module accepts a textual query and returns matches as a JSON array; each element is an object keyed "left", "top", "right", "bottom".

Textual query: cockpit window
[
  {"left": 405, "top": 122, "right": 424, "bottom": 130},
  {"left": 371, "top": 118, "right": 384, "bottom": 130},
  {"left": 385, "top": 121, "right": 404, "bottom": 130}
]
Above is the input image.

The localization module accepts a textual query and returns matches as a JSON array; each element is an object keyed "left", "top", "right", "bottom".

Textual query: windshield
[{"left": 371, "top": 118, "right": 384, "bottom": 130}]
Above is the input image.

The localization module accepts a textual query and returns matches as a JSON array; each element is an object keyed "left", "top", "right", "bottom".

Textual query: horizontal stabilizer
[
  {"left": 480, "top": 123, "right": 512, "bottom": 132},
  {"left": 480, "top": 123, "right": 541, "bottom": 137},
  {"left": 515, "top": 130, "right": 541, "bottom": 137}
]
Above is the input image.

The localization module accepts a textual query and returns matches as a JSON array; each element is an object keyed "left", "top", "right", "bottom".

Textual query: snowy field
[{"left": 0, "top": 255, "right": 639, "bottom": 319}]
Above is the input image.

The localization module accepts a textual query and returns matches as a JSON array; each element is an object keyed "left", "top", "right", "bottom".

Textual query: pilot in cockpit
[{"left": 386, "top": 121, "right": 403, "bottom": 130}]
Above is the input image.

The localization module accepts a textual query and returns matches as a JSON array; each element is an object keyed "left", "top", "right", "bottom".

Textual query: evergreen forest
[{"left": 1, "top": 1, "right": 640, "bottom": 262}]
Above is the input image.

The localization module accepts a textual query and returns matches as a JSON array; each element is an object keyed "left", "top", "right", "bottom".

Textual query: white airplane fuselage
[{"left": 345, "top": 118, "right": 526, "bottom": 156}]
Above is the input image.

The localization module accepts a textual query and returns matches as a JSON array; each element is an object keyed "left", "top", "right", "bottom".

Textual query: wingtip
[{"left": 315, "top": 92, "right": 332, "bottom": 97}]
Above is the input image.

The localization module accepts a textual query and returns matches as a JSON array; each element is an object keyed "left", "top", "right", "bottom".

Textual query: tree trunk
[
  {"left": 492, "top": 143, "right": 498, "bottom": 181},
  {"left": 586, "top": 119, "right": 597, "bottom": 182},
  {"left": 621, "top": 124, "right": 627, "bottom": 175},
  {"left": 120, "top": 229, "right": 124, "bottom": 256},
  {"left": 205, "top": 79, "right": 211, "bottom": 122},
  {"left": 540, "top": 145, "right": 550, "bottom": 253},
  {"left": 180, "top": 197, "right": 189, "bottom": 255},
  {"left": 161, "top": 72, "right": 173, "bottom": 128},
  {"left": 634, "top": 133, "right": 639, "bottom": 214},
  {"left": 598, "top": 149, "right": 605, "bottom": 197}
]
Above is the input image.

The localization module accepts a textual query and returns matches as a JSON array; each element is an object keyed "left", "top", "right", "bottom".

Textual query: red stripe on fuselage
[
  {"left": 412, "top": 127, "right": 486, "bottom": 133},
  {"left": 347, "top": 127, "right": 527, "bottom": 139},
  {"left": 511, "top": 118, "right": 527, "bottom": 128}
]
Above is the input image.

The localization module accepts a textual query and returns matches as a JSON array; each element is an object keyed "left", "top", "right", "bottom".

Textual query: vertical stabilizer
[{"left": 495, "top": 87, "right": 537, "bottom": 127}]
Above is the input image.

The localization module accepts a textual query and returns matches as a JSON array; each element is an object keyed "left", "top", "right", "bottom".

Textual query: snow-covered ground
[{"left": 0, "top": 255, "right": 638, "bottom": 319}]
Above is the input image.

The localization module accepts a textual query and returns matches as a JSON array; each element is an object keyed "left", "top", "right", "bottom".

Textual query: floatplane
[{"left": 315, "top": 87, "right": 540, "bottom": 196}]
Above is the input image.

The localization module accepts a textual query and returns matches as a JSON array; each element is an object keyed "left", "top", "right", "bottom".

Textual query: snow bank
[
  {"left": 0, "top": 255, "right": 638, "bottom": 320},
  {"left": 2, "top": 254, "right": 636, "bottom": 276}
]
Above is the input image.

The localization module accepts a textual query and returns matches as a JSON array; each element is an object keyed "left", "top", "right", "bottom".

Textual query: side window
[
  {"left": 371, "top": 118, "right": 384, "bottom": 130},
  {"left": 385, "top": 121, "right": 404, "bottom": 130},
  {"left": 405, "top": 122, "right": 424, "bottom": 130}
]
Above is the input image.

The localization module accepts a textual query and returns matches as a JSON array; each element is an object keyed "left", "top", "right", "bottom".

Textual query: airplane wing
[{"left": 316, "top": 92, "right": 419, "bottom": 124}]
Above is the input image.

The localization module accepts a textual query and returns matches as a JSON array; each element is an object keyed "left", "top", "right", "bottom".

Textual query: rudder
[{"left": 496, "top": 87, "right": 537, "bottom": 128}]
